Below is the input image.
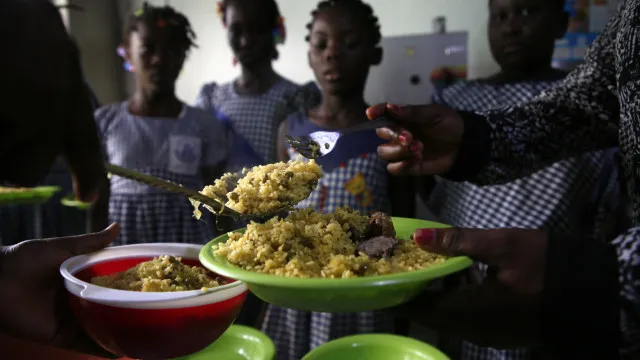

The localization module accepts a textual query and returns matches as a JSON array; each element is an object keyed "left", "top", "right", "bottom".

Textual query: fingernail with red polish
[
  {"left": 410, "top": 141, "right": 423, "bottom": 153},
  {"left": 398, "top": 130, "right": 411, "bottom": 145},
  {"left": 413, "top": 228, "right": 435, "bottom": 249}
]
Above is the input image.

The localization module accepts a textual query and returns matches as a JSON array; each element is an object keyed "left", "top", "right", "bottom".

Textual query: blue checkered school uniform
[
  {"left": 95, "top": 102, "right": 227, "bottom": 246},
  {"left": 195, "top": 77, "right": 321, "bottom": 329},
  {"left": 428, "top": 79, "right": 622, "bottom": 360},
  {"left": 194, "top": 77, "right": 317, "bottom": 173},
  {"left": 261, "top": 112, "right": 395, "bottom": 360}
]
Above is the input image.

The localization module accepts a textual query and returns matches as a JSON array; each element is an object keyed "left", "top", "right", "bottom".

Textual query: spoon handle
[
  {"left": 104, "top": 163, "right": 239, "bottom": 217},
  {"left": 340, "top": 116, "right": 394, "bottom": 136}
]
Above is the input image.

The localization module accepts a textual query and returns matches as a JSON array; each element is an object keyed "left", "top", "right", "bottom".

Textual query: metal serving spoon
[
  {"left": 285, "top": 117, "right": 393, "bottom": 159},
  {"left": 105, "top": 163, "right": 302, "bottom": 220}
]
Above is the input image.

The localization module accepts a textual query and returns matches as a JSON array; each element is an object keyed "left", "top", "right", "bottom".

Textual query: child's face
[
  {"left": 225, "top": 2, "right": 274, "bottom": 67},
  {"left": 307, "top": 6, "right": 379, "bottom": 95},
  {"left": 126, "top": 21, "right": 185, "bottom": 94},
  {"left": 488, "top": 0, "right": 567, "bottom": 73}
]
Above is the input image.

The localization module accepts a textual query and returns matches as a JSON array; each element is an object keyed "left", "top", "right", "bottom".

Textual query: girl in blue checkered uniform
[
  {"left": 195, "top": 0, "right": 319, "bottom": 175},
  {"left": 195, "top": 0, "right": 321, "bottom": 328},
  {"left": 267, "top": 1, "right": 415, "bottom": 359},
  {"left": 94, "top": 3, "right": 227, "bottom": 246}
]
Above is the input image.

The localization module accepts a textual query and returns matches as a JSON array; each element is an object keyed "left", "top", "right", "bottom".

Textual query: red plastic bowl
[{"left": 59, "top": 243, "right": 248, "bottom": 360}]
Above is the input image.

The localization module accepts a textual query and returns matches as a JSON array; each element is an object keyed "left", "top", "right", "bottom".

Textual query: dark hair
[
  {"left": 124, "top": 2, "right": 197, "bottom": 53},
  {"left": 305, "top": 0, "right": 381, "bottom": 46},
  {"left": 552, "top": 0, "right": 567, "bottom": 11},
  {"left": 219, "top": 0, "right": 285, "bottom": 41},
  {"left": 218, "top": 0, "right": 285, "bottom": 60},
  {"left": 489, "top": 0, "right": 566, "bottom": 12}
]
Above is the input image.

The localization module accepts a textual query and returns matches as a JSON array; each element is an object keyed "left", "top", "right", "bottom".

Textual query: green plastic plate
[
  {"left": 302, "top": 334, "right": 450, "bottom": 360},
  {"left": 0, "top": 186, "right": 60, "bottom": 205},
  {"left": 60, "top": 195, "right": 92, "bottom": 210},
  {"left": 200, "top": 217, "right": 472, "bottom": 312},
  {"left": 174, "top": 325, "right": 275, "bottom": 360}
]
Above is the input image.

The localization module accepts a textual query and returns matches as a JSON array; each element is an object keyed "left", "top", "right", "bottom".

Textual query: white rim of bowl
[{"left": 60, "top": 243, "right": 247, "bottom": 309}]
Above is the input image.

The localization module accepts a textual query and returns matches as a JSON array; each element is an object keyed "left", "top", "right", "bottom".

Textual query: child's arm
[
  {"left": 91, "top": 179, "right": 110, "bottom": 232},
  {"left": 91, "top": 105, "right": 113, "bottom": 232},
  {"left": 276, "top": 120, "right": 289, "bottom": 162},
  {"left": 389, "top": 175, "right": 416, "bottom": 218},
  {"left": 200, "top": 109, "right": 232, "bottom": 234}
]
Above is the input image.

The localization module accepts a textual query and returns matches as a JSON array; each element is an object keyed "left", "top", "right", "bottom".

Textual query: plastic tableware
[
  {"left": 60, "top": 243, "right": 248, "bottom": 360},
  {"left": 302, "top": 334, "right": 450, "bottom": 360},
  {"left": 0, "top": 186, "right": 60, "bottom": 205},
  {"left": 174, "top": 325, "right": 276, "bottom": 360},
  {"left": 200, "top": 217, "right": 472, "bottom": 312},
  {"left": 60, "top": 195, "right": 92, "bottom": 210}
]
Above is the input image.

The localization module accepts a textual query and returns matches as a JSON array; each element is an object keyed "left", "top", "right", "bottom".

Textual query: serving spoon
[{"left": 105, "top": 163, "right": 302, "bottom": 220}]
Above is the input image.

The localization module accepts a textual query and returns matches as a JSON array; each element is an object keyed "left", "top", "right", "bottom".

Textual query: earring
[{"left": 232, "top": 57, "right": 238, "bottom": 66}]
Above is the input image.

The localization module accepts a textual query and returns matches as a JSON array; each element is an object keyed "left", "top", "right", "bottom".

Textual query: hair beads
[{"left": 117, "top": 3, "right": 197, "bottom": 73}]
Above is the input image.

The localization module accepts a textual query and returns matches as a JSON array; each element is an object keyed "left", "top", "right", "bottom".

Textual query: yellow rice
[
  {"left": 214, "top": 208, "right": 446, "bottom": 278},
  {"left": 91, "top": 255, "right": 221, "bottom": 292},
  {"left": 194, "top": 160, "right": 322, "bottom": 217}
]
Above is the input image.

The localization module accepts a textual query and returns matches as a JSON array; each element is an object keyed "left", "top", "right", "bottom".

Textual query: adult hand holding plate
[{"left": 395, "top": 227, "right": 548, "bottom": 348}]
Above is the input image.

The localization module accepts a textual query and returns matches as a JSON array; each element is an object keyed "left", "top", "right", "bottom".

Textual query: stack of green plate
[
  {"left": 0, "top": 186, "right": 60, "bottom": 205},
  {"left": 174, "top": 325, "right": 275, "bottom": 360}
]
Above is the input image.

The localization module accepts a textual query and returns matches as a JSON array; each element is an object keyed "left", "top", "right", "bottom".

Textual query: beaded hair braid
[
  {"left": 117, "top": 2, "right": 197, "bottom": 72},
  {"left": 124, "top": 2, "right": 197, "bottom": 52}
]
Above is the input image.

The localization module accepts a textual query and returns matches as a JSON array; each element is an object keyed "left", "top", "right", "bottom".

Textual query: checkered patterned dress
[
  {"left": 194, "top": 77, "right": 310, "bottom": 173},
  {"left": 194, "top": 78, "right": 322, "bottom": 328},
  {"left": 429, "top": 79, "right": 621, "bottom": 360},
  {"left": 94, "top": 102, "right": 227, "bottom": 246},
  {"left": 261, "top": 112, "right": 395, "bottom": 360}
]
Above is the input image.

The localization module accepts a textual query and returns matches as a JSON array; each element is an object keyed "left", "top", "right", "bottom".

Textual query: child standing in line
[
  {"left": 427, "top": 0, "right": 621, "bottom": 359},
  {"left": 195, "top": 0, "right": 320, "bottom": 328},
  {"left": 94, "top": 3, "right": 227, "bottom": 246},
  {"left": 195, "top": 0, "right": 319, "bottom": 174},
  {"left": 269, "top": 1, "right": 415, "bottom": 359}
]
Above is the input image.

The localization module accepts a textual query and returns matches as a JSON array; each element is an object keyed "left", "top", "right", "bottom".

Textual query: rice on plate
[
  {"left": 91, "top": 255, "right": 225, "bottom": 292},
  {"left": 214, "top": 207, "right": 445, "bottom": 278},
  {"left": 192, "top": 160, "right": 322, "bottom": 217}
]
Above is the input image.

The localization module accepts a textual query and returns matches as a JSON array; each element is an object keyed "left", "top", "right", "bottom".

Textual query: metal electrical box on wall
[{"left": 364, "top": 32, "right": 468, "bottom": 106}]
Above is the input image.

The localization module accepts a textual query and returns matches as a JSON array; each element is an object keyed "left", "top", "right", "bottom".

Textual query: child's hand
[{"left": 0, "top": 224, "right": 120, "bottom": 356}]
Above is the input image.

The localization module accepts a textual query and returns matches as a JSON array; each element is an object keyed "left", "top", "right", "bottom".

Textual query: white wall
[
  {"left": 68, "top": 0, "right": 125, "bottom": 104},
  {"left": 113, "top": 0, "right": 497, "bottom": 103},
  {"left": 169, "top": 0, "right": 496, "bottom": 103}
]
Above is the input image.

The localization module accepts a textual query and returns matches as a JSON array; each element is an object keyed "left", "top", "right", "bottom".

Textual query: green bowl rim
[
  {"left": 199, "top": 217, "right": 473, "bottom": 289},
  {"left": 60, "top": 194, "right": 92, "bottom": 209},
  {"left": 0, "top": 186, "right": 61, "bottom": 204},
  {"left": 0, "top": 185, "right": 60, "bottom": 195},
  {"left": 301, "top": 333, "right": 450, "bottom": 360},
  {"left": 222, "top": 325, "right": 276, "bottom": 357}
]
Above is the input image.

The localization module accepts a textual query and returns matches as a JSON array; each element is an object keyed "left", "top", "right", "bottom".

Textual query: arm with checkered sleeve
[
  {"left": 446, "top": 3, "right": 640, "bottom": 358},
  {"left": 90, "top": 104, "right": 116, "bottom": 232},
  {"left": 199, "top": 108, "right": 228, "bottom": 184},
  {"left": 194, "top": 82, "right": 217, "bottom": 112}
]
